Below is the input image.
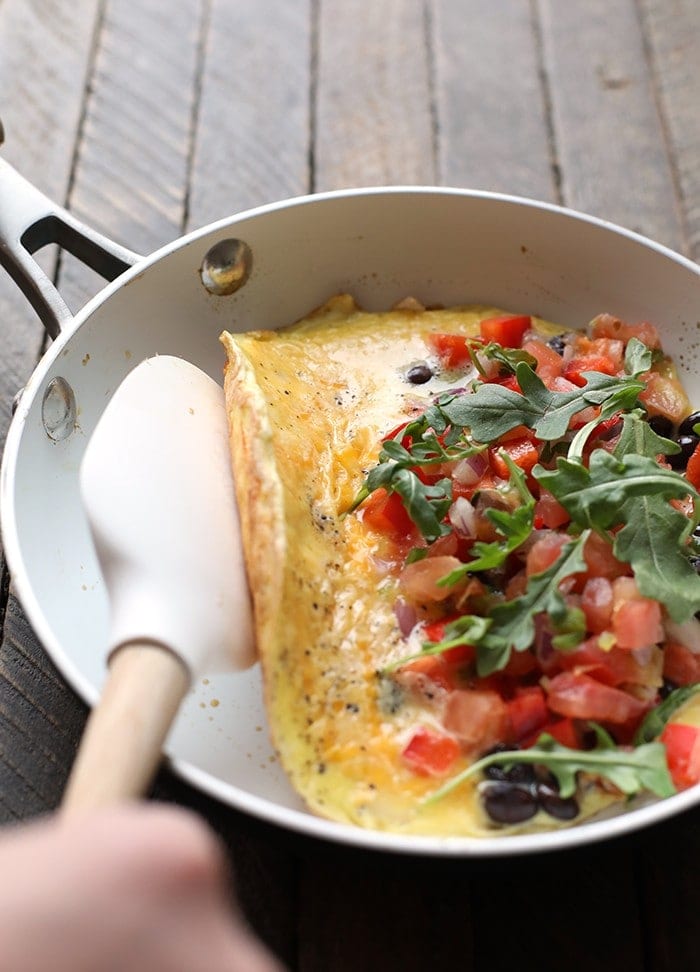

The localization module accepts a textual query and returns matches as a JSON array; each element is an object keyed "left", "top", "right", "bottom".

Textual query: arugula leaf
[
  {"left": 535, "top": 450, "right": 700, "bottom": 621},
  {"left": 391, "top": 469, "right": 452, "bottom": 542},
  {"left": 535, "top": 450, "right": 696, "bottom": 533},
  {"left": 441, "top": 364, "right": 644, "bottom": 443},
  {"left": 613, "top": 498, "right": 700, "bottom": 622},
  {"left": 624, "top": 336, "right": 654, "bottom": 377},
  {"left": 475, "top": 532, "right": 589, "bottom": 675},
  {"left": 634, "top": 684, "right": 700, "bottom": 745},
  {"left": 479, "top": 342, "right": 537, "bottom": 373},
  {"left": 613, "top": 409, "right": 680, "bottom": 459},
  {"left": 423, "top": 731, "right": 675, "bottom": 806},
  {"left": 438, "top": 456, "right": 536, "bottom": 584},
  {"left": 382, "top": 615, "right": 491, "bottom": 673}
]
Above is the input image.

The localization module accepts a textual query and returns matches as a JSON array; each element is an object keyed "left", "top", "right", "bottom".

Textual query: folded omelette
[{"left": 220, "top": 294, "right": 700, "bottom": 837}]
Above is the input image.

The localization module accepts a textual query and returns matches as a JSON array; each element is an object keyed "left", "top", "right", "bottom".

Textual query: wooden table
[{"left": 1, "top": 1, "right": 700, "bottom": 968}]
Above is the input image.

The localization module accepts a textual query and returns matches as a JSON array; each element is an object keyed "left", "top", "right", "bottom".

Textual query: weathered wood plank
[
  {"left": 314, "top": 0, "right": 434, "bottom": 189},
  {"left": 0, "top": 0, "right": 102, "bottom": 451},
  {"left": 639, "top": 0, "right": 700, "bottom": 259},
  {"left": 57, "top": 0, "right": 205, "bottom": 313},
  {"left": 538, "top": 0, "right": 685, "bottom": 251},
  {"left": 0, "top": 593, "right": 87, "bottom": 822},
  {"left": 298, "top": 851, "right": 475, "bottom": 972},
  {"left": 187, "top": 0, "right": 312, "bottom": 228},
  {"left": 433, "top": 0, "right": 556, "bottom": 201},
  {"left": 471, "top": 839, "right": 645, "bottom": 971}
]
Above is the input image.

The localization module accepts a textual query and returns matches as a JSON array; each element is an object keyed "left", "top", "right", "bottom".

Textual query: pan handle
[{"left": 0, "top": 121, "right": 142, "bottom": 339}]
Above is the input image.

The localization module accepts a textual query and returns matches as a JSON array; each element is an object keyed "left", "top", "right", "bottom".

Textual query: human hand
[{"left": 0, "top": 803, "right": 285, "bottom": 972}]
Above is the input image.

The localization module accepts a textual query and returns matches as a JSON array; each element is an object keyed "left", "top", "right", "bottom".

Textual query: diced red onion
[
  {"left": 664, "top": 617, "right": 700, "bottom": 654},
  {"left": 631, "top": 645, "right": 654, "bottom": 666},
  {"left": 474, "top": 352, "right": 499, "bottom": 380},
  {"left": 393, "top": 598, "right": 418, "bottom": 637},
  {"left": 534, "top": 613, "right": 555, "bottom": 667},
  {"left": 448, "top": 496, "right": 477, "bottom": 538},
  {"left": 452, "top": 452, "right": 489, "bottom": 487}
]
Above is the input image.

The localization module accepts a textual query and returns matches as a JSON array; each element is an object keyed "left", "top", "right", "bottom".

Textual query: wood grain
[
  {"left": 314, "top": 0, "right": 435, "bottom": 189},
  {"left": 538, "top": 0, "right": 686, "bottom": 251},
  {"left": 57, "top": 0, "right": 206, "bottom": 313},
  {"left": 433, "top": 0, "right": 556, "bottom": 201},
  {"left": 639, "top": 0, "right": 700, "bottom": 259},
  {"left": 0, "top": 0, "right": 102, "bottom": 452},
  {"left": 187, "top": 0, "right": 312, "bottom": 228}
]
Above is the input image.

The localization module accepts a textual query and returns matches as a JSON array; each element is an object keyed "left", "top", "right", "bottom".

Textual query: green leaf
[
  {"left": 534, "top": 450, "right": 696, "bottom": 532},
  {"left": 382, "top": 615, "right": 491, "bottom": 673},
  {"left": 613, "top": 410, "right": 680, "bottom": 459},
  {"left": 612, "top": 499, "right": 700, "bottom": 622},
  {"left": 423, "top": 733, "right": 675, "bottom": 806},
  {"left": 391, "top": 469, "right": 452, "bottom": 542},
  {"left": 475, "top": 532, "right": 590, "bottom": 675},
  {"left": 624, "top": 337, "right": 653, "bottom": 377},
  {"left": 634, "top": 684, "right": 700, "bottom": 745},
  {"left": 441, "top": 364, "right": 644, "bottom": 444}
]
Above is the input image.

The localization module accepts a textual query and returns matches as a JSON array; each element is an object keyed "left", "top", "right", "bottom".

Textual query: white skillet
[{"left": 4, "top": 152, "right": 700, "bottom": 854}]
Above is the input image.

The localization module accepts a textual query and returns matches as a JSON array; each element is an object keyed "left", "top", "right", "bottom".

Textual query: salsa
[{"left": 351, "top": 312, "right": 700, "bottom": 825}]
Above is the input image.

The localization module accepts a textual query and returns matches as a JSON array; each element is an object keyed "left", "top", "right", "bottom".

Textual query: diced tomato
[
  {"left": 640, "top": 371, "right": 691, "bottom": 424},
  {"left": 489, "top": 436, "right": 540, "bottom": 478},
  {"left": 663, "top": 641, "right": 700, "bottom": 686},
  {"left": 400, "top": 654, "right": 455, "bottom": 692},
  {"left": 571, "top": 334, "right": 625, "bottom": 371},
  {"left": 399, "top": 556, "right": 463, "bottom": 602},
  {"left": 660, "top": 723, "right": 700, "bottom": 789},
  {"left": 521, "top": 339, "right": 564, "bottom": 383},
  {"left": 687, "top": 441, "right": 700, "bottom": 491},
  {"left": 442, "top": 689, "right": 511, "bottom": 753},
  {"left": 360, "top": 488, "right": 415, "bottom": 538},
  {"left": 563, "top": 354, "right": 616, "bottom": 387},
  {"left": 560, "top": 638, "right": 663, "bottom": 689},
  {"left": 613, "top": 596, "right": 663, "bottom": 650},
  {"left": 402, "top": 727, "right": 460, "bottom": 777},
  {"left": 382, "top": 420, "right": 413, "bottom": 447},
  {"left": 502, "top": 647, "right": 539, "bottom": 677},
  {"left": 583, "top": 532, "right": 630, "bottom": 581},
  {"left": 545, "top": 671, "right": 649, "bottom": 725},
  {"left": 526, "top": 532, "right": 570, "bottom": 576},
  {"left": 492, "top": 373, "right": 521, "bottom": 393},
  {"left": 426, "top": 332, "right": 472, "bottom": 368},
  {"left": 534, "top": 491, "right": 570, "bottom": 530},
  {"left": 479, "top": 315, "right": 531, "bottom": 348},
  {"left": 525, "top": 717, "right": 581, "bottom": 750},
  {"left": 590, "top": 314, "right": 661, "bottom": 350},
  {"left": 508, "top": 686, "right": 548, "bottom": 742},
  {"left": 581, "top": 577, "right": 614, "bottom": 633}
]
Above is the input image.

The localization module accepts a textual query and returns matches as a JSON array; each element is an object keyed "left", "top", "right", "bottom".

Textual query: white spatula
[{"left": 62, "top": 355, "right": 255, "bottom": 814}]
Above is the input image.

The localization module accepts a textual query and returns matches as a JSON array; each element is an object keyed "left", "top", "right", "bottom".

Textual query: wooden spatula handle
[{"left": 61, "top": 643, "right": 190, "bottom": 815}]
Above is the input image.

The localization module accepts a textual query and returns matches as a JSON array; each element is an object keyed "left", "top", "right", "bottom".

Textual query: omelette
[{"left": 220, "top": 295, "right": 700, "bottom": 837}]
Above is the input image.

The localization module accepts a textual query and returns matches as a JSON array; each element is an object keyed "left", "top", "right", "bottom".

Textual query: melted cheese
[{"left": 220, "top": 296, "right": 626, "bottom": 836}]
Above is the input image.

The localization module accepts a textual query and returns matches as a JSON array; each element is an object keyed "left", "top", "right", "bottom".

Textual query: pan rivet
[
  {"left": 200, "top": 238, "right": 252, "bottom": 296},
  {"left": 42, "top": 377, "right": 76, "bottom": 441}
]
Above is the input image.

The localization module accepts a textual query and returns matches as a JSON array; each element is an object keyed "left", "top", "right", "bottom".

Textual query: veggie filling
[{"left": 350, "top": 312, "right": 700, "bottom": 827}]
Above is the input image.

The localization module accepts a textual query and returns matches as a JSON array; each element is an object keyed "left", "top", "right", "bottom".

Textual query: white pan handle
[{"left": 0, "top": 118, "right": 143, "bottom": 339}]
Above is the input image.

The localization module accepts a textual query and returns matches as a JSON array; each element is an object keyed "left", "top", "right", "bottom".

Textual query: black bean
[
  {"left": 660, "top": 678, "right": 679, "bottom": 699},
  {"left": 482, "top": 783, "right": 538, "bottom": 824},
  {"left": 679, "top": 410, "right": 700, "bottom": 437},
  {"left": 547, "top": 334, "right": 567, "bottom": 356},
  {"left": 536, "top": 783, "right": 580, "bottom": 821},
  {"left": 648, "top": 414, "right": 674, "bottom": 439},
  {"left": 688, "top": 554, "right": 700, "bottom": 574},
  {"left": 406, "top": 362, "right": 433, "bottom": 384},
  {"left": 668, "top": 433, "right": 699, "bottom": 470}
]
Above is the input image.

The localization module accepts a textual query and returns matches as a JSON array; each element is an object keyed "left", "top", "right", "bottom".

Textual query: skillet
[{"left": 3, "top": 149, "right": 700, "bottom": 856}]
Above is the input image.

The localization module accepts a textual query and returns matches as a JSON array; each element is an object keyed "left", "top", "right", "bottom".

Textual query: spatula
[{"left": 62, "top": 355, "right": 255, "bottom": 814}]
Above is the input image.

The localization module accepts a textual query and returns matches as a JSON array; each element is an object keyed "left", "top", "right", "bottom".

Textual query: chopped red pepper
[{"left": 479, "top": 315, "right": 531, "bottom": 348}]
